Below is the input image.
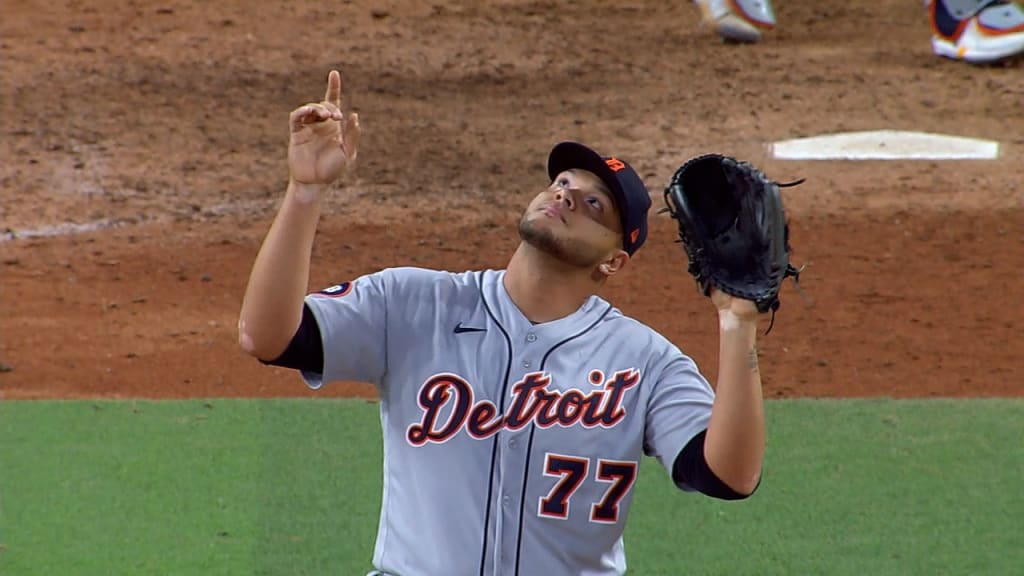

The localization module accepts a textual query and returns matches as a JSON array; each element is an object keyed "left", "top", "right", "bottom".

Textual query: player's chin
[
  {"left": 520, "top": 218, "right": 554, "bottom": 246},
  {"left": 519, "top": 214, "right": 559, "bottom": 239},
  {"left": 521, "top": 224, "right": 603, "bottom": 269}
]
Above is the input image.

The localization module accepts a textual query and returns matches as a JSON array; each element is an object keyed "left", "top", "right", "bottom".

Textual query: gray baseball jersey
[{"left": 302, "top": 267, "right": 715, "bottom": 576}]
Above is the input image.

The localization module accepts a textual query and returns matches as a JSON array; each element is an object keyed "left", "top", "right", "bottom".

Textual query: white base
[{"left": 771, "top": 130, "right": 1000, "bottom": 160}]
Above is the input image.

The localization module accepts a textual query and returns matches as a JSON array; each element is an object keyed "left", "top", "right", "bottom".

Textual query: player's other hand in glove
[{"left": 288, "top": 70, "right": 361, "bottom": 199}]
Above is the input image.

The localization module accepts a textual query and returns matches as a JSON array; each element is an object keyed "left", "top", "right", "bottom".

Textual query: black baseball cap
[{"left": 547, "top": 141, "right": 651, "bottom": 255}]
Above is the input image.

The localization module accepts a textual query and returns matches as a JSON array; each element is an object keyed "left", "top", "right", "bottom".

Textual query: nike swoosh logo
[{"left": 453, "top": 322, "right": 487, "bottom": 334}]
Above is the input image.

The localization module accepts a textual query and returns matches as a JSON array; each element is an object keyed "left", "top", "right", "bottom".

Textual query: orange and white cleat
[
  {"left": 695, "top": 0, "right": 777, "bottom": 44},
  {"left": 929, "top": 0, "right": 1024, "bottom": 63}
]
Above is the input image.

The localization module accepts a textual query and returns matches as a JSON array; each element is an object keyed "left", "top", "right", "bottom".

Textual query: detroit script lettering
[{"left": 407, "top": 370, "right": 640, "bottom": 446}]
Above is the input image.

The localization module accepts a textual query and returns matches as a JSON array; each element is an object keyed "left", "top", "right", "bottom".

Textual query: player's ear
[{"left": 598, "top": 250, "right": 629, "bottom": 277}]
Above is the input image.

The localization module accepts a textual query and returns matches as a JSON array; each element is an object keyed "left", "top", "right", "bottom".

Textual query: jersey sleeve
[
  {"left": 299, "top": 271, "right": 392, "bottom": 390},
  {"left": 643, "top": 351, "right": 715, "bottom": 491}
]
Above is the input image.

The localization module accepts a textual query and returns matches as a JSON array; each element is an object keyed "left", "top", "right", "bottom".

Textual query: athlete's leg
[
  {"left": 694, "top": 0, "right": 777, "bottom": 44},
  {"left": 929, "top": 0, "right": 1024, "bottom": 63}
]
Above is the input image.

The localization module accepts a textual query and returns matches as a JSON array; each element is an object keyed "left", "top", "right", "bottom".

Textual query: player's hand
[
  {"left": 711, "top": 288, "right": 760, "bottom": 323},
  {"left": 288, "top": 70, "right": 361, "bottom": 187}
]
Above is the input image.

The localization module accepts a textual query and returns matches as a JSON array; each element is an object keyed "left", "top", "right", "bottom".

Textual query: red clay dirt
[{"left": 1, "top": 0, "right": 1022, "bottom": 400}]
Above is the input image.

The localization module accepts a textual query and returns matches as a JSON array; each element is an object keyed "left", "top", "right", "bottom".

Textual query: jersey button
[
  {"left": 502, "top": 495, "right": 511, "bottom": 507},
  {"left": 522, "top": 360, "right": 531, "bottom": 369},
  {"left": 526, "top": 333, "right": 537, "bottom": 343},
  {"left": 509, "top": 439, "right": 517, "bottom": 448}
]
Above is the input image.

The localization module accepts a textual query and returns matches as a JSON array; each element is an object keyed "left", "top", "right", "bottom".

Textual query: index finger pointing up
[{"left": 324, "top": 70, "right": 342, "bottom": 108}]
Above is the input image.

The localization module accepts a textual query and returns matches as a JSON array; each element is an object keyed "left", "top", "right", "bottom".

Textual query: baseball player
[
  {"left": 239, "top": 70, "right": 767, "bottom": 575},
  {"left": 695, "top": 0, "right": 1024, "bottom": 64}
]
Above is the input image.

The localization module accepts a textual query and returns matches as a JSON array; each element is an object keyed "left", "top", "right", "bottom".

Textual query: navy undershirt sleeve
[
  {"left": 261, "top": 303, "right": 324, "bottom": 373},
  {"left": 672, "top": 429, "right": 757, "bottom": 500}
]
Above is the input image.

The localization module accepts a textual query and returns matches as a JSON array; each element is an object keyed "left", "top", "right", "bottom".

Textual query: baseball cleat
[
  {"left": 694, "top": 0, "right": 776, "bottom": 44},
  {"left": 929, "top": 0, "right": 1024, "bottom": 63}
]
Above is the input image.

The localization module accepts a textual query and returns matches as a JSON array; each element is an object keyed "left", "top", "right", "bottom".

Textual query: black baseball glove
[{"left": 662, "top": 154, "right": 803, "bottom": 329}]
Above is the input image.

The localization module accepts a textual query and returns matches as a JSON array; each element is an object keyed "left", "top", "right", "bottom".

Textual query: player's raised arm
[
  {"left": 703, "top": 292, "right": 764, "bottom": 495},
  {"left": 238, "top": 70, "right": 361, "bottom": 361},
  {"left": 662, "top": 155, "right": 801, "bottom": 495}
]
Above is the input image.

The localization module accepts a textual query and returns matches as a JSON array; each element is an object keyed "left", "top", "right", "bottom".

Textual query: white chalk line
[
  {"left": 0, "top": 198, "right": 286, "bottom": 243},
  {"left": 1, "top": 219, "right": 128, "bottom": 242}
]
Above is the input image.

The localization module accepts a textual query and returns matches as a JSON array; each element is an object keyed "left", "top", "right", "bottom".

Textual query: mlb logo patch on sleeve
[{"left": 318, "top": 281, "right": 353, "bottom": 297}]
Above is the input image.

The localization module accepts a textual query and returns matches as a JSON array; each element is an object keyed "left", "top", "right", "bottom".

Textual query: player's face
[{"left": 519, "top": 169, "right": 623, "bottom": 268}]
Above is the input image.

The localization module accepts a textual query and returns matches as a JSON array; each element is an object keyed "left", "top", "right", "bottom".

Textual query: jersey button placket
[
  {"left": 500, "top": 332, "right": 535, "bottom": 573},
  {"left": 522, "top": 332, "right": 538, "bottom": 370}
]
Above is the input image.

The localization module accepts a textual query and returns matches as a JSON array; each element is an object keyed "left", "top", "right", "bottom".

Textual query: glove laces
[{"left": 764, "top": 263, "right": 806, "bottom": 335}]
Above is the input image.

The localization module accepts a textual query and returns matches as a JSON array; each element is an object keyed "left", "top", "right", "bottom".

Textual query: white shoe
[
  {"left": 695, "top": 0, "right": 776, "bottom": 43},
  {"left": 930, "top": 0, "right": 1024, "bottom": 63}
]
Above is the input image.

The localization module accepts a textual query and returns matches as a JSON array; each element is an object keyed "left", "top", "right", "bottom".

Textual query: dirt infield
[{"left": 1, "top": 0, "right": 1021, "bottom": 400}]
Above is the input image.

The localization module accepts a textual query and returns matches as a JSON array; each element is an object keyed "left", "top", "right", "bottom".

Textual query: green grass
[{"left": 1, "top": 399, "right": 1021, "bottom": 575}]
